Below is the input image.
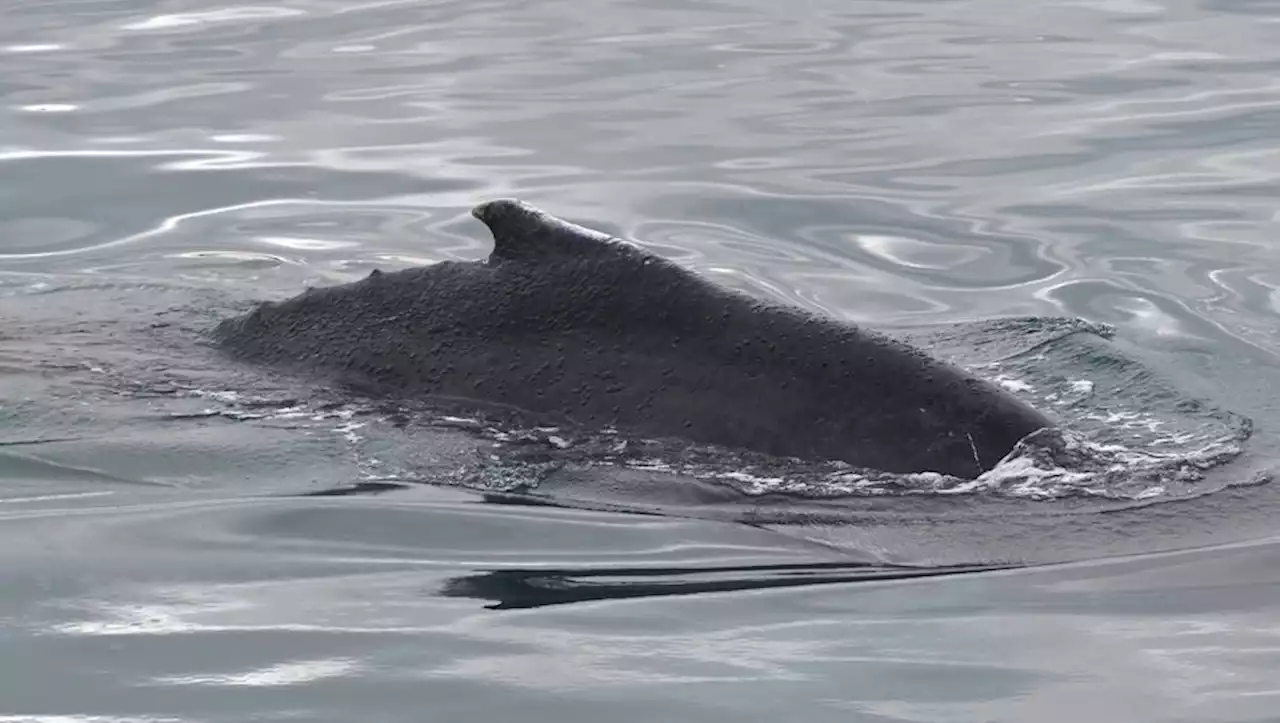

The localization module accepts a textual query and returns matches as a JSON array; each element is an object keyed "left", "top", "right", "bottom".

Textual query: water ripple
[
  {"left": 7, "top": 4, "right": 1280, "bottom": 718},
  {"left": 3, "top": 0, "right": 1276, "bottom": 337}
]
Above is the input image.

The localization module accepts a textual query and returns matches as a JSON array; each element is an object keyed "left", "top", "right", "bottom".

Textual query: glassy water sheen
[{"left": 4, "top": 0, "right": 1280, "bottom": 720}]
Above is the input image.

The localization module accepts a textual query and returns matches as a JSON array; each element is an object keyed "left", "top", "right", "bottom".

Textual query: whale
[{"left": 212, "top": 199, "right": 1054, "bottom": 479}]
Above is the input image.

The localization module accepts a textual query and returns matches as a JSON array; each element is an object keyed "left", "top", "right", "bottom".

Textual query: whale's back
[{"left": 214, "top": 199, "right": 1054, "bottom": 478}]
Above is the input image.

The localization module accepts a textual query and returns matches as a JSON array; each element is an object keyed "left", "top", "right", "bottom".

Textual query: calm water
[{"left": 5, "top": 0, "right": 1280, "bottom": 720}]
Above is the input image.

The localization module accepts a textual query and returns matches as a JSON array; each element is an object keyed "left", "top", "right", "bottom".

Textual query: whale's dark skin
[{"left": 212, "top": 199, "right": 1054, "bottom": 479}]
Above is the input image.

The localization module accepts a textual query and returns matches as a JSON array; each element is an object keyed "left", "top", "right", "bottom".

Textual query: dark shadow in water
[
  {"left": 440, "top": 561, "right": 1018, "bottom": 610},
  {"left": 301, "top": 481, "right": 411, "bottom": 496}
]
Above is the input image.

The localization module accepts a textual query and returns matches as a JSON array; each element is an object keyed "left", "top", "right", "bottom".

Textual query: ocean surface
[{"left": 4, "top": 0, "right": 1280, "bottom": 720}]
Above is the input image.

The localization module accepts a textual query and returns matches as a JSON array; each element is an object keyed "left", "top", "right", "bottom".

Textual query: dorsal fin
[{"left": 471, "top": 198, "right": 636, "bottom": 265}]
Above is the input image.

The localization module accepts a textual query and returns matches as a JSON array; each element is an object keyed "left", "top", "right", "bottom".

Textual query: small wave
[{"left": 165, "top": 385, "right": 1257, "bottom": 506}]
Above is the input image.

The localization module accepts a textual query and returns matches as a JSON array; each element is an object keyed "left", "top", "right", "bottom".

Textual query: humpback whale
[{"left": 213, "top": 199, "right": 1053, "bottom": 479}]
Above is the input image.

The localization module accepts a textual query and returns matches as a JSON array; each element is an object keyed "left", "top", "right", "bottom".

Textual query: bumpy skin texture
[{"left": 213, "top": 199, "right": 1054, "bottom": 479}]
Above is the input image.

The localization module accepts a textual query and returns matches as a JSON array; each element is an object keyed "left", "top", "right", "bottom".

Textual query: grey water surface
[{"left": 4, "top": 0, "right": 1280, "bottom": 721}]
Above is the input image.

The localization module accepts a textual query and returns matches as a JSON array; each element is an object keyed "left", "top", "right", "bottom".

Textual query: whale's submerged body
[{"left": 213, "top": 199, "right": 1054, "bottom": 479}]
